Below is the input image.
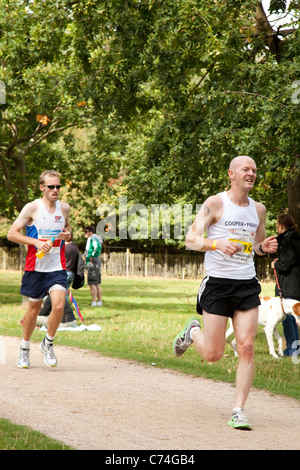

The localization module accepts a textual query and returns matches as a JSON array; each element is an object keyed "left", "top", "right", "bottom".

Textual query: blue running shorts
[{"left": 20, "top": 270, "right": 67, "bottom": 300}]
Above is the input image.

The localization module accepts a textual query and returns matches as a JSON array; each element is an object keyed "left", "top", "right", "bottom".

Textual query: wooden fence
[
  {"left": 101, "top": 249, "right": 207, "bottom": 279},
  {"left": 0, "top": 246, "right": 23, "bottom": 271},
  {"left": 0, "top": 246, "right": 275, "bottom": 282}
]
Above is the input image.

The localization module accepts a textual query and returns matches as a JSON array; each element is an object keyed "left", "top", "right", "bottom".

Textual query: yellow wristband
[{"left": 212, "top": 240, "right": 218, "bottom": 250}]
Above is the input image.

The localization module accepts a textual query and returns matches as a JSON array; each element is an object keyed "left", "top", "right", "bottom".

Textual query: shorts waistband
[{"left": 208, "top": 276, "right": 258, "bottom": 284}]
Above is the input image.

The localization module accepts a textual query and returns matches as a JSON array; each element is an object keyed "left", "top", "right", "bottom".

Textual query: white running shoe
[
  {"left": 172, "top": 317, "right": 201, "bottom": 357},
  {"left": 39, "top": 339, "right": 57, "bottom": 367},
  {"left": 17, "top": 347, "right": 30, "bottom": 369},
  {"left": 228, "top": 410, "right": 252, "bottom": 430}
]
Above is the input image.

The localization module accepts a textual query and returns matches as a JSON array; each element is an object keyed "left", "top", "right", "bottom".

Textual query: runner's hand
[
  {"left": 261, "top": 236, "right": 278, "bottom": 254},
  {"left": 35, "top": 239, "right": 53, "bottom": 254},
  {"left": 59, "top": 227, "right": 71, "bottom": 241},
  {"left": 215, "top": 240, "right": 243, "bottom": 256}
]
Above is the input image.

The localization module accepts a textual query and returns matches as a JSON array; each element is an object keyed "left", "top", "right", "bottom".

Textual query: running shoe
[
  {"left": 39, "top": 339, "right": 57, "bottom": 367},
  {"left": 173, "top": 317, "right": 201, "bottom": 357},
  {"left": 228, "top": 410, "right": 252, "bottom": 430},
  {"left": 17, "top": 347, "right": 30, "bottom": 369}
]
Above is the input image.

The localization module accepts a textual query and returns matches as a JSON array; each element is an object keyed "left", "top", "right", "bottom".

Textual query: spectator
[
  {"left": 65, "top": 240, "right": 80, "bottom": 290},
  {"left": 271, "top": 212, "right": 300, "bottom": 356},
  {"left": 84, "top": 226, "right": 103, "bottom": 307}
]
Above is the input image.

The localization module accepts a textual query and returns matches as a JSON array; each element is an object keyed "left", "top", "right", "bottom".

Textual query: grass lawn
[
  {"left": 0, "top": 271, "right": 299, "bottom": 449},
  {"left": 0, "top": 418, "right": 74, "bottom": 450}
]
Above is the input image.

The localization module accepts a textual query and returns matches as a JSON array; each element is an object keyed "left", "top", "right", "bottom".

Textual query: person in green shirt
[{"left": 84, "top": 225, "right": 103, "bottom": 306}]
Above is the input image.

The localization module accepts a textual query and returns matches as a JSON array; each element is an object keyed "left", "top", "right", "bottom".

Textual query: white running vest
[
  {"left": 204, "top": 191, "right": 259, "bottom": 280},
  {"left": 25, "top": 199, "right": 66, "bottom": 272}
]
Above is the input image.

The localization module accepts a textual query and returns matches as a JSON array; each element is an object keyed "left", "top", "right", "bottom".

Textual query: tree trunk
[
  {"left": 255, "top": 3, "right": 299, "bottom": 226},
  {"left": 255, "top": 2, "right": 282, "bottom": 62}
]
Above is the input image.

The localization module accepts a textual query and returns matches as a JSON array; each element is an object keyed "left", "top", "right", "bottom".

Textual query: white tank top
[
  {"left": 204, "top": 191, "right": 259, "bottom": 280},
  {"left": 25, "top": 199, "right": 66, "bottom": 272}
]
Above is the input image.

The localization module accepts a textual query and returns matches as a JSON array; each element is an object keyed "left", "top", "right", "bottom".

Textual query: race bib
[
  {"left": 38, "top": 229, "right": 61, "bottom": 254},
  {"left": 224, "top": 229, "right": 255, "bottom": 264}
]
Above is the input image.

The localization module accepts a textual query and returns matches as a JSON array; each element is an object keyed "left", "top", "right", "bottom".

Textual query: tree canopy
[{"left": 1, "top": 0, "right": 299, "bottom": 246}]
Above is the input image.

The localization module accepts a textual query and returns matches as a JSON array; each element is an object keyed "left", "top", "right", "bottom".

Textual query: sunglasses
[{"left": 44, "top": 185, "right": 61, "bottom": 190}]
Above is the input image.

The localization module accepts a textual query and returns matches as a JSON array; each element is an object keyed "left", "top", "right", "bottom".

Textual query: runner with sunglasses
[{"left": 7, "top": 170, "right": 72, "bottom": 368}]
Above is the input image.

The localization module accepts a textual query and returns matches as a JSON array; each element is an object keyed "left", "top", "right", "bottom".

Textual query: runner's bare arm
[
  {"left": 7, "top": 201, "right": 44, "bottom": 250},
  {"left": 253, "top": 202, "right": 278, "bottom": 255},
  {"left": 186, "top": 197, "right": 217, "bottom": 251},
  {"left": 186, "top": 195, "right": 242, "bottom": 255},
  {"left": 59, "top": 202, "right": 72, "bottom": 241}
]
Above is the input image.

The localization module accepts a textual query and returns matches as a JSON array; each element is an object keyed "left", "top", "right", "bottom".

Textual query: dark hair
[
  {"left": 277, "top": 213, "right": 297, "bottom": 232},
  {"left": 84, "top": 225, "right": 95, "bottom": 233}
]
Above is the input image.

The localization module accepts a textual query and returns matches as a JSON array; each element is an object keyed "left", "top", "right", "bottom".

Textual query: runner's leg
[
  {"left": 192, "top": 311, "right": 228, "bottom": 362},
  {"left": 22, "top": 299, "right": 43, "bottom": 341},
  {"left": 47, "top": 288, "right": 66, "bottom": 337},
  {"left": 232, "top": 307, "right": 258, "bottom": 409}
]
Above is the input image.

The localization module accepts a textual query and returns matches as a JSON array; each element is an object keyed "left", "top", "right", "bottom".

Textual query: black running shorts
[{"left": 196, "top": 276, "right": 261, "bottom": 318}]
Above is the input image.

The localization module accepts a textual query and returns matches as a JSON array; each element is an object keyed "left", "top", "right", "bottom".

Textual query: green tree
[
  {"left": 1, "top": 0, "right": 299, "bottom": 244},
  {"left": 72, "top": 0, "right": 299, "bottom": 227},
  {"left": 0, "top": 0, "right": 89, "bottom": 217}
]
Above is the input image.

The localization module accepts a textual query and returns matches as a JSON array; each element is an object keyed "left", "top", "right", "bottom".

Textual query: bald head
[
  {"left": 229, "top": 155, "right": 256, "bottom": 171},
  {"left": 227, "top": 155, "right": 257, "bottom": 192}
]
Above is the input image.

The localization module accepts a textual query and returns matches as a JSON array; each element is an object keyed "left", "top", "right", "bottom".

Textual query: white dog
[{"left": 226, "top": 296, "right": 300, "bottom": 359}]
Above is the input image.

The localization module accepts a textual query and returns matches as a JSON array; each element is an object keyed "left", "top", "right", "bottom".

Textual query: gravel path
[{"left": 0, "top": 335, "right": 299, "bottom": 450}]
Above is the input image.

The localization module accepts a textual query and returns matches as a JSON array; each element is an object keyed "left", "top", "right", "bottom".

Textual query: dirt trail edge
[{"left": 0, "top": 335, "right": 299, "bottom": 450}]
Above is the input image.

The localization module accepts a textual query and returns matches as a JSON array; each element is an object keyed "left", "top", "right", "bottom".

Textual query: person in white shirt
[
  {"left": 7, "top": 170, "right": 72, "bottom": 369},
  {"left": 173, "top": 156, "right": 278, "bottom": 430}
]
